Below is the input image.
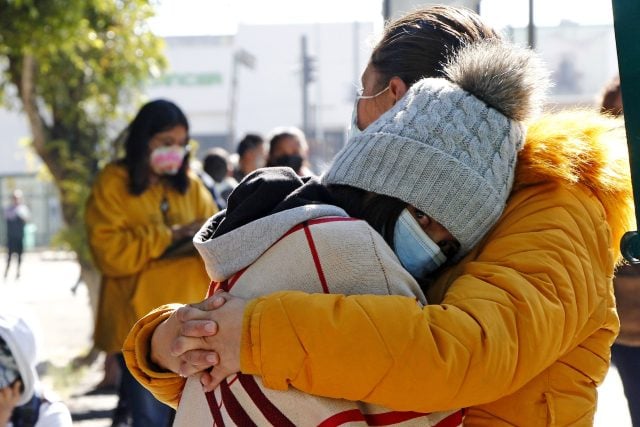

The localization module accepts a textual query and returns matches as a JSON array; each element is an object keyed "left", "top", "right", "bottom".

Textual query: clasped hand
[
  {"left": 170, "top": 219, "right": 206, "bottom": 242},
  {"left": 151, "top": 291, "right": 246, "bottom": 392}
]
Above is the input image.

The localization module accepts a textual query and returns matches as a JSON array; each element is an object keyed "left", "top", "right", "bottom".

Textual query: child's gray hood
[
  {"left": 193, "top": 204, "right": 347, "bottom": 281},
  {"left": 191, "top": 167, "right": 348, "bottom": 281}
]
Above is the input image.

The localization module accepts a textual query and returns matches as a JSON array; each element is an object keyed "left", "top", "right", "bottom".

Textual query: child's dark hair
[
  {"left": 326, "top": 184, "right": 406, "bottom": 247},
  {"left": 123, "top": 99, "right": 190, "bottom": 195}
]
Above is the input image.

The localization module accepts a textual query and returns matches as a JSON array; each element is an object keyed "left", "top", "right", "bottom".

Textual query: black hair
[
  {"left": 203, "top": 148, "right": 230, "bottom": 183},
  {"left": 236, "top": 134, "right": 264, "bottom": 157},
  {"left": 268, "top": 132, "right": 298, "bottom": 159},
  {"left": 123, "top": 99, "right": 190, "bottom": 195},
  {"left": 370, "top": 6, "right": 501, "bottom": 90},
  {"left": 599, "top": 75, "right": 623, "bottom": 117},
  {"left": 326, "top": 184, "right": 406, "bottom": 248}
]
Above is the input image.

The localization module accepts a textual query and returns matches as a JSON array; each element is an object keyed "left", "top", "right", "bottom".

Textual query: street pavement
[{"left": 0, "top": 251, "right": 634, "bottom": 426}]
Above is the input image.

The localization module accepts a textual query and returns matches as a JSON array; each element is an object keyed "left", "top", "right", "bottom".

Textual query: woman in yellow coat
[
  {"left": 126, "top": 8, "right": 634, "bottom": 426},
  {"left": 85, "top": 99, "right": 216, "bottom": 426}
]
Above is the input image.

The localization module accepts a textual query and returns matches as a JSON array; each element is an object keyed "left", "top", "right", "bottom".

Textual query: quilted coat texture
[{"left": 237, "top": 111, "right": 634, "bottom": 425}]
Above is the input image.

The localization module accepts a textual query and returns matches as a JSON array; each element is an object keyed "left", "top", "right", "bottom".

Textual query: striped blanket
[{"left": 174, "top": 216, "right": 463, "bottom": 426}]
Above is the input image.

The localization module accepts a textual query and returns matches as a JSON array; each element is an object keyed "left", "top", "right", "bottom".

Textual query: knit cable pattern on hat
[{"left": 323, "top": 39, "right": 549, "bottom": 257}]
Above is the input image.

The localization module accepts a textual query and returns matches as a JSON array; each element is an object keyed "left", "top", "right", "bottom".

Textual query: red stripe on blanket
[
  {"left": 228, "top": 267, "right": 248, "bottom": 290},
  {"left": 302, "top": 221, "right": 330, "bottom": 293},
  {"left": 318, "top": 409, "right": 460, "bottom": 427},
  {"left": 280, "top": 222, "right": 305, "bottom": 239},
  {"left": 227, "top": 374, "right": 239, "bottom": 386},
  {"left": 280, "top": 216, "right": 360, "bottom": 240},
  {"left": 209, "top": 217, "right": 359, "bottom": 295},
  {"left": 317, "top": 409, "right": 367, "bottom": 426},
  {"left": 434, "top": 411, "right": 464, "bottom": 427},
  {"left": 205, "top": 390, "right": 225, "bottom": 427},
  {"left": 307, "top": 216, "right": 360, "bottom": 225},
  {"left": 206, "top": 280, "right": 222, "bottom": 298},
  {"left": 206, "top": 273, "right": 246, "bottom": 296},
  {"left": 237, "top": 374, "right": 296, "bottom": 426},
  {"left": 219, "top": 380, "right": 257, "bottom": 426}
]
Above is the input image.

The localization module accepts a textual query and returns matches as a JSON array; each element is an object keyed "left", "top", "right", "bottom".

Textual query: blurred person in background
[
  {"left": 0, "top": 311, "right": 72, "bottom": 427},
  {"left": 85, "top": 99, "right": 217, "bottom": 427},
  {"left": 266, "top": 126, "right": 313, "bottom": 175},
  {"left": 600, "top": 75, "right": 623, "bottom": 117},
  {"left": 194, "top": 160, "right": 226, "bottom": 212},
  {"left": 232, "top": 133, "right": 264, "bottom": 182},
  {"left": 202, "top": 148, "right": 238, "bottom": 208},
  {"left": 124, "top": 6, "right": 634, "bottom": 425},
  {"left": 3, "top": 190, "right": 30, "bottom": 281},
  {"left": 599, "top": 74, "right": 640, "bottom": 426}
]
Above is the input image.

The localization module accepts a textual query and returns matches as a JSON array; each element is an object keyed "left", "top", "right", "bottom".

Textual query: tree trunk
[
  {"left": 79, "top": 259, "right": 101, "bottom": 320},
  {"left": 19, "top": 54, "right": 102, "bottom": 326}
]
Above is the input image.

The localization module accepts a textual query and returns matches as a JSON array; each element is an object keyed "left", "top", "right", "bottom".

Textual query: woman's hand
[
  {"left": 0, "top": 380, "right": 22, "bottom": 426},
  {"left": 170, "top": 219, "right": 205, "bottom": 243},
  {"left": 171, "top": 292, "right": 246, "bottom": 389},
  {"left": 151, "top": 305, "right": 193, "bottom": 374},
  {"left": 151, "top": 300, "right": 224, "bottom": 375}
]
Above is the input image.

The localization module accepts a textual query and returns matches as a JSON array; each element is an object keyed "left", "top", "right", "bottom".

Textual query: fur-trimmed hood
[{"left": 516, "top": 110, "right": 635, "bottom": 262}]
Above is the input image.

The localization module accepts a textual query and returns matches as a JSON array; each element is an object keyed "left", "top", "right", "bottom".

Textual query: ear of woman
[{"left": 389, "top": 76, "right": 408, "bottom": 102}]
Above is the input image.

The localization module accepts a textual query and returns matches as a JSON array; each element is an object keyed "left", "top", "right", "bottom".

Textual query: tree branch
[{"left": 20, "top": 54, "right": 48, "bottom": 155}]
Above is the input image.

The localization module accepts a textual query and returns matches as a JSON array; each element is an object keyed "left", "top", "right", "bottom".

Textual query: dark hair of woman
[
  {"left": 370, "top": 6, "right": 501, "bottom": 91},
  {"left": 326, "top": 184, "right": 405, "bottom": 248},
  {"left": 123, "top": 99, "right": 190, "bottom": 195},
  {"left": 599, "top": 75, "right": 623, "bottom": 118},
  {"left": 267, "top": 132, "right": 296, "bottom": 159}
]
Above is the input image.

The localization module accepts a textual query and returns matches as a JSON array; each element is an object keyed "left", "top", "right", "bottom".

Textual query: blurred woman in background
[{"left": 85, "top": 99, "right": 216, "bottom": 427}]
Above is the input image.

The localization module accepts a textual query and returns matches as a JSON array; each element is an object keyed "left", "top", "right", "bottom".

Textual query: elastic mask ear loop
[{"left": 357, "top": 85, "right": 390, "bottom": 101}]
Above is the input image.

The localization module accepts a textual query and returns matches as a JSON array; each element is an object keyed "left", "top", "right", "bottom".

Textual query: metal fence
[{"left": 0, "top": 174, "right": 63, "bottom": 249}]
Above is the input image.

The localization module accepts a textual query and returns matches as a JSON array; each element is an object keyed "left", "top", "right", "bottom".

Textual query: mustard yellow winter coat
[
  {"left": 86, "top": 162, "right": 216, "bottom": 352},
  {"left": 126, "top": 111, "right": 634, "bottom": 425}
]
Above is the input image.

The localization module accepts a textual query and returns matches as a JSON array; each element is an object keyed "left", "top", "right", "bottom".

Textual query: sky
[{"left": 149, "top": 0, "right": 615, "bottom": 37}]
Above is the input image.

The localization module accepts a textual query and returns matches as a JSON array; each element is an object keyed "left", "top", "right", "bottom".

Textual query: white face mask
[
  {"left": 393, "top": 209, "right": 447, "bottom": 281},
  {"left": 150, "top": 145, "right": 188, "bottom": 175},
  {"left": 346, "top": 85, "right": 390, "bottom": 143}
]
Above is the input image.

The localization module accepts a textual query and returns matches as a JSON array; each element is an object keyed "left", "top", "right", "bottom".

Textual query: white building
[
  {"left": 146, "top": 22, "right": 375, "bottom": 171},
  {"left": 509, "top": 22, "right": 618, "bottom": 106},
  {"left": 0, "top": 19, "right": 621, "bottom": 245},
  {"left": 0, "top": 20, "right": 619, "bottom": 174}
]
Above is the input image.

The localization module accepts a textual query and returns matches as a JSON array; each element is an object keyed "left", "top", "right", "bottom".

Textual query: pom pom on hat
[
  {"left": 323, "top": 39, "right": 549, "bottom": 257},
  {"left": 443, "top": 39, "right": 549, "bottom": 122}
]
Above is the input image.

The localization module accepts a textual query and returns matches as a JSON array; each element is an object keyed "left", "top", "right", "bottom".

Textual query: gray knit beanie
[{"left": 323, "top": 39, "right": 549, "bottom": 256}]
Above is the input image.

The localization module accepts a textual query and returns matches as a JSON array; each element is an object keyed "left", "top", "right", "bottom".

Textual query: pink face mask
[{"left": 150, "top": 146, "right": 187, "bottom": 175}]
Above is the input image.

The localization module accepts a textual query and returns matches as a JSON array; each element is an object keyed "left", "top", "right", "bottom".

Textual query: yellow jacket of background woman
[
  {"left": 127, "top": 111, "right": 634, "bottom": 426},
  {"left": 86, "top": 162, "right": 216, "bottom": 353}
]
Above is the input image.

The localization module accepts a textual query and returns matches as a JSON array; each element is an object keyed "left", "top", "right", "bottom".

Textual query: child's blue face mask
[{"left": 393, "top": 209, "right": 447, "bottom": 281}]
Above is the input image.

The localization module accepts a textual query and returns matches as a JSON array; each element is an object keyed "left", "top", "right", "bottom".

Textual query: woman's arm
[
  {"left": 85, "top": 170, "right": 173, "bottom": 277},
  {"left": 174, "top": 183, "right": 619, "bottom": 412},
  {"left": 122, "top": 304, "right": 191, "bottom": 408}
]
